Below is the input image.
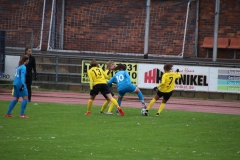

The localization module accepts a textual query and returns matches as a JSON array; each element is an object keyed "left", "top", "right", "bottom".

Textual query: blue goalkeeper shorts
[{"left": 13, "top": 85, "right": 28, "bottom": 98}]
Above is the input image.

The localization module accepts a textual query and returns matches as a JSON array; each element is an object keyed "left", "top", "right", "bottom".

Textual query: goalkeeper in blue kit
[
  {"left": 144, "top": 63, "right": 181, "bottom": 116},
  {"left": 6, "top": 55, "right": 30, "bottom": 118}
]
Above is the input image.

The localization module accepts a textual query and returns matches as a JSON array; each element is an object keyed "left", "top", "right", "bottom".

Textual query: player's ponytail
[{"left": 19, "top": 55, "right": 29, "bottom": 66}]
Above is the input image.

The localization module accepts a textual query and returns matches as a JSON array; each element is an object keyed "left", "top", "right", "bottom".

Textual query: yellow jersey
[
  {"left": 87, "top": 67, "right": 108, "bottom": 89},
  {"left": 157, "top": 71, "right": 181, "bottom": 93},
  {"left": 105, "top": 69, "right": 112, "bottom": 81}
]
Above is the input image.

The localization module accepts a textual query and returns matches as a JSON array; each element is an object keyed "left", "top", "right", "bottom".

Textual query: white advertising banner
[
  {"left": 209, "top": 68, "right": 240, "bottom": 93},
  {"left": 0, "top": 55, "right": 19, "bottom": 81},
  {"left": 138, "top": 64, "right": 240, "bottom": 93}
]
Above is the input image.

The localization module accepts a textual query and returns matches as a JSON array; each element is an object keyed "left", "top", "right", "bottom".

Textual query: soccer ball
[{"left": 141, "top": 108, "right": 146, "bottom": 116}]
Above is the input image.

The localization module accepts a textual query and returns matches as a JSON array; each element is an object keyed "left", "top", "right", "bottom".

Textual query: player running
[{"left": 144, "top": 63, "right": 181, "bottom": 116}]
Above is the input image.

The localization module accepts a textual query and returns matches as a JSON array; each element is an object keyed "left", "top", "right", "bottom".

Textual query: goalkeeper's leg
[
  {"left": 136, "top": 89, "right": 146, "bottom": 107},
  {"left": 6, "top": 97, "right": 19, "bottom": 116},
  {"left": 20, "top": 98, "right": 28, "bottom": 116}
]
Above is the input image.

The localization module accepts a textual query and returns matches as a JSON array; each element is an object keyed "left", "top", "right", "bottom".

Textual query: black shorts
[
  {"left": 102, "top": 92, "right": 114, "bottom": 99},
  {"left": 102, "top": 85, "right": 114, "bottom": 99},
  {"left": 108, "top": 86, "right": 114, "bottom": 97},
  {"left": 157, "top": 91, "right": 173, "bottom": 101},
  {"left": 90, "top": 84, "right": 111, "bottom": 97}
]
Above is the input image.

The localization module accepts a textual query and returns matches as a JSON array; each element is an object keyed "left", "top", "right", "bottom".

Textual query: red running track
[{"left": 0, "top": 89, "right": 240, "bottom": 115}]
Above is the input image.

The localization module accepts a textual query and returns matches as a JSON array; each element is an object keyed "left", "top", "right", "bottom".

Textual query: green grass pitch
[{"left": 0, "top": 101, "right": 240, "bottom": 160}]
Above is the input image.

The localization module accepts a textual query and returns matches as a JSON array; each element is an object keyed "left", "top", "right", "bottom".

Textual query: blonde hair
[{"left": 106, "top": 60, "right": 115, "bottom": 70}]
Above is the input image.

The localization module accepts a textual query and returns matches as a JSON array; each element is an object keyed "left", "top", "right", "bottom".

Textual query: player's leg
[
  {"left": 105, "top": 93, "right": 124, "bottom": 116},
  {"left": 113, "top": 95, "right": 123, "bottom": 115},
  {"left": 114, "top": 90, "right": 125, "bottom": 115},
  {"left": 6, "top": 86, "right": 19, "bottom": 117},
  {"left": 117, "top": 95, "right": 124, "bottom": 107},
  {"left": 156, "top": 99, "right": 166, "bottom": 116},
  {"left": 101, "top": 84, "right": 114, "bottom": 113},
  {"left": 19, "top": 86, "right": 29, "bottom": 118},
  {"left": 6, "top": 98, "right": 18, "bottom": 117},
  {"left": 86, "top": 95, "right": 96, "bottom": 115},
  {"left": 101, "top": 84, "right": 124, "bottom": 116},
  {"left": 19, "top": 96, "right": 29, "bottom": 118},
  {"left": 26, "top": 75, "right": 32, "bottom": 102},
  {"left": 145, "top": 91, "right": 162, "bottom": 116},
  {"left": 156, "top": 92, "right": 172, "bottom": 116},
  {"left": 6, "top": 98, "right": 19, "bottom": 117},
  {"left": 107, "top": 102, "right": 115, "bottom": 114},
  {"left": 109, "top": 87, "right": 119, "bottom": 114},
  {"left": 117, "top": 90, "right": 126, "bottom": 107},
  {"left": 133, "top": 87, "right": 146, "bottom": 107},
  {"left": 102, "top": 92, "right": 114, "bottom": 114},
  {"left": 106, "top": 97, "right": 118, "bottom": 115},
  {"left": 100, "top": 99, "right": 110, "bottom": 113},
  {"left": 86, "top": 85, "right": 98, "bottom": 115}
]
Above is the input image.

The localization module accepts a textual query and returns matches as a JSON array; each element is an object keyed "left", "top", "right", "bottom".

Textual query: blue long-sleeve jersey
[
  {"left": 108, "top": 70, "right": 132, "bottom": 91},
  {"left": 13, "top": 65, "right": 26, "bottom": 87}
]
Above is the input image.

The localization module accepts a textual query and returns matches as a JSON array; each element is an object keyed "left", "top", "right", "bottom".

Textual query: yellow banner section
[{"left": 81, "top": 60, "right": 138, "bottom": 85}]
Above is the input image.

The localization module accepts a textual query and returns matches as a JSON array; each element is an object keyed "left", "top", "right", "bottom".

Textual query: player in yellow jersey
[
  {"left": 99, "top": 60, "right": 118, "bottom": 115},
  {"left": 144, "top": 63, "right": 181, "bottom": 116},
  {"left": 86, "top": 59, "right": 124, "bottom": 116}
]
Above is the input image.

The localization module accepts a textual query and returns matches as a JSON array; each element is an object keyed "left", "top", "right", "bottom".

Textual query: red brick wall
[
  {"left": 0, "top": 0, "right": 45, "bottom": 48},
  {"left": 198, "top": 0, "right": 240, "bottom": 58},
  {"left": 63, "top": 0, "right": 144, "bottom": 54},
  {"left": 0, "top": 0, "right": 239, "bottom": 58},
  {"left": 62, "top": 0, "right": 196, "bottom": 56}
]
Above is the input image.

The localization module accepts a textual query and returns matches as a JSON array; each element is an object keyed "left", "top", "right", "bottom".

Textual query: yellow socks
[
  {"left": 87, "top": 99, "right": 93, "bottom": 112},
  {"left": 107, "top": 103, "right": 115, "bottom": 113},
  {"left": 147, "top": 98, "right": 156, "bottom": 110},
  {"left": 100, "top": 100, "right": 110, "bottom": 112},
  {"left": 157, "top": 103, "right": 166, "bottom": 114},
  {"left": 110, "top": 98, "right": 119, "bottom": 108}
]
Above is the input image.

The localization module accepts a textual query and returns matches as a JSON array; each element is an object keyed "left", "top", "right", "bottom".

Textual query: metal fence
[{"left": 4, "top": 30, "right": 34, "bottom": 50}]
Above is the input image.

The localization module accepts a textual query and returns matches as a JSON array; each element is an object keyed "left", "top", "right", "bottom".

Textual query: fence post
[{"left": 56, "top": 55, "right": 58, "bottom": 83}]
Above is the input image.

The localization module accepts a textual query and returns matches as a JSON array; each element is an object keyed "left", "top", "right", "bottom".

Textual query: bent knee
[{"left": 135, "top": 87, "right": 140, "bottom": 92}]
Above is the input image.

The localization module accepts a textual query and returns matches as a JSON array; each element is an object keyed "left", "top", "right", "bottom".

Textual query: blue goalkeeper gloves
[{"left": 19, "top": 85, "right": 24, "bottom": 92}]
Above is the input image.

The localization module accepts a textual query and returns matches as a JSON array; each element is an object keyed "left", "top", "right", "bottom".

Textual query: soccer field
[{"left": 1, "top": 101, "right": 240, "bottom": 160}]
